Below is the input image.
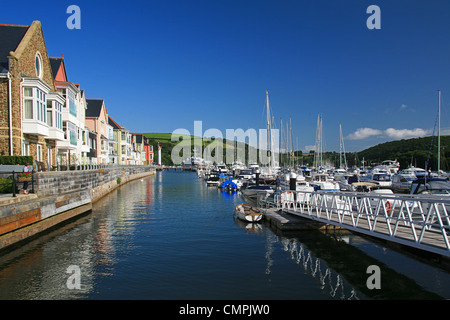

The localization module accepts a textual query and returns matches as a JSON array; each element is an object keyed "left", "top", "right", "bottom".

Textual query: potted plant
[{"left": 18, "top": 172, "right": 32, "bottom": 182}]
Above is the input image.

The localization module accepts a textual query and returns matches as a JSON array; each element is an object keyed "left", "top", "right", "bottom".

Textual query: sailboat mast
[
  {"left": 280, "top": 117, "right": 283, "bottom": 168},
  {"left": 339, "top": 122, "right": 347, "bottom": 169},
  {"left": 316, "top": 114, "right": 323, "bottom": 168},
  {"left": 438, "top": 90, "right": 441, "bottom": 173},
  {"left": 289, "top": 117, "right": 292, "bottom": 168},
  {"left": 265, "top": 90, "right": 276, "bottom": 174},
  {"left": 339, "top": 123, "right": 343, "bottom": 169}
]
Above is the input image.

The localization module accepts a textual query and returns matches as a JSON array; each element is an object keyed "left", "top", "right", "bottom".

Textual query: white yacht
[
  {"left": 310, "top": 173, "right": 340, "bottom": 191},
  {"left": 402, "top": 166, "right": 427, "bottom": 179},
  {"left": 381, "top": 160, "right": 400, "bottom": 175}
]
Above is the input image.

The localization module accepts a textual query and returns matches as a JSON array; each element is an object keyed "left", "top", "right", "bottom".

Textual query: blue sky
[{"left": 3, "top": 0, "right": 450, "bottom": 152}]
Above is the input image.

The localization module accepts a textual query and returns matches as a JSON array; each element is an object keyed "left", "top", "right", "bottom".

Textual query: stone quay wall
[
  {"left": 33, "top": 165, "right": 156, "bottom": 201},
  {"left": 0, "top": 165, "right": 156, "bottom": 251}
]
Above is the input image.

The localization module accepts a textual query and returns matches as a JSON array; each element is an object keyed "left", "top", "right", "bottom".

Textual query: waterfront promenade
[{"left": 0, "top": 165, "right": 156, "bottom": 251}]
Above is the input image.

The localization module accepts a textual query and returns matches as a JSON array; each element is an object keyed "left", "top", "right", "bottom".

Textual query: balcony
[
  {"left": 57, "top": 138, "right": 77, "bottom": 150},
  {"left": 48, "top": 127, "right": 65, "bottom": 141},
  {"left": 22, "top": 120, "right": 49, "bottom": 136},
  {"left": 80, "top": 142, "right": 90, "bottom": 153}
]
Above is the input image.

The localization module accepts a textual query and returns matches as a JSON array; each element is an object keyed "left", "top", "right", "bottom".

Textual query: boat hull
[{"left": 234, "top": 203, "right": 263, "bottom": 222}]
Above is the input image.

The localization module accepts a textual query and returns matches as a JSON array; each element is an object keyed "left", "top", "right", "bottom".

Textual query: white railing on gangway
[{"left": 262, "top": 190, "right": 450, "bottom": 256}]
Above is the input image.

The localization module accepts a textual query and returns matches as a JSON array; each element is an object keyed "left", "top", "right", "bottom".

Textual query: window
[
  {"left": 47, "top": 101, "right": 53, "bottom": 127},
  {"left": 68, "top": 89, "right": 77, "bottom": 116},
  {"left": 47, "top": 100, "right": 62, "bottom": 129},
  {"left": 24, "top": 87, "right": 33, "bottom": 119},
  {"left": 55, "top": 101, "right": 62, "bottom": 130},
  {"left": 47, "top": 146, "right": 53, "bottom": 167},
  {"left": 22, "top": 141, "right": 30, "bottom": 156},
  {"left": 36, "top": 88, "right": 46, "bottom": 123},
  {"left": 23, "top": 86, "right": 47, "bottom": 123},
  {"left": 36, "top": 144, "right": 43, "bottom": 161},
  {"left": 35, "top": 53, "right": 42, "bottom": 79},
  {"left": 63, "top": 121, "right": 77, "bottom": 146}
]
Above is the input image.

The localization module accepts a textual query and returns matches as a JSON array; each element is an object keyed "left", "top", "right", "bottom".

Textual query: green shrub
[
  {"left": 117, "top": 177, "right": 122, "bottom": 184},
  {"left": 0, "top": 156, "right": 33, "bottom": 165},
  {"left": 0, "top": 177, "right": 14, "bottom": 193}
]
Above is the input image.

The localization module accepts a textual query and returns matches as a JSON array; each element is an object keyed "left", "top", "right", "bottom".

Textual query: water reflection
[
  {"left": 0, "top": 171, "right": 449, "bottom": 300},
  {"left": 268, "top": 227, "right": 446, "bottom": 299}
]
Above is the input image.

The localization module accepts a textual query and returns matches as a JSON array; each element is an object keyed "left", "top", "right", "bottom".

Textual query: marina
[{"left": 1, "top": 170, "right": 450, "bottom": 300}]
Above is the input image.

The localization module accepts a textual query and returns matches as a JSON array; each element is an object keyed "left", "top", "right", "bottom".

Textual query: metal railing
[
  {"left": 33, "top": 160, "right": 155, "bottom": 172},
  {"left": 261, "top": 190, "right": 450, "bottom": 256},
  {"left": 0, "top": 171, "right": 35, "bottom": 197}
]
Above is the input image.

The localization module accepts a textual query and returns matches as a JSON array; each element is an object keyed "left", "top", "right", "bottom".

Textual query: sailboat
[
  {"left": 310, "top": 114, "right": 340, "bottom": 191},
  {"left": 339, "top": 122, "right": 348, "bottom": 171},
  {"left": 260, "top": 90, "right": 278, "bottom": 177},
  {"left": 241, "top": 90, "right": 276, "bottom": 203},
  {"left": 426, "top": 90, "right": 447, "bottom": 178}
]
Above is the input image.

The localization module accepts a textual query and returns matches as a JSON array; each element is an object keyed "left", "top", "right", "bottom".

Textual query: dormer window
[{"left": 35, "top": 53, "right": 42, "bottom": 78}]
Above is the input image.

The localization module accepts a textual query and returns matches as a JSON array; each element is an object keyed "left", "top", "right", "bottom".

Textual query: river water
[{"left": 1, "top": 171, "right": 450, "bottom": 301}]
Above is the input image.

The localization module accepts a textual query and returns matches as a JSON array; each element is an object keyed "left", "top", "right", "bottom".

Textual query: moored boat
[
  {"left": 234, "top": 203, "right": 263, "bottom": 222},
  {"left": 241, "top": 184, "right": 274, "bottom": 199}
]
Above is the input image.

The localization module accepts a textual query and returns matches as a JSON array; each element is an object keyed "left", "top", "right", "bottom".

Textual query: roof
[
  {"left": 49, "top": 56, "right": 68, "bottom": 82},
  {"left": 108, "top": 116, "right": 122, "bottom": 130},
  {"left": 135, "top": 134, "right": 144, "bottom": 143},
  {"left": 85, "top": 99, "right": 104, "bottom": 118},
  {"left": 0, "top": 24, "right": 30, "bottom": 72}
]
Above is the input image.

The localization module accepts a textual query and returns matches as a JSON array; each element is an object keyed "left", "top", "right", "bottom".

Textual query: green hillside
[
  {"left": 357, "top": 135, "right": 450, "bottom": 170},
  {"left": 141, "top": 133, "right": 259, "bottom": 166}
]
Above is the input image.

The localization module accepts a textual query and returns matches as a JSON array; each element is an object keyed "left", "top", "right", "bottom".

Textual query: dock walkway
[
  {"left": 259, "top": 190, "right": 450, "bottom": 258},
  {"left": 262, "top": 207, "right": 338, "bottom": 231}
]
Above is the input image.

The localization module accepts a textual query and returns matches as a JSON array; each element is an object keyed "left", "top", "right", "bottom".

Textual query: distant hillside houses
[{"left": 0, "top": 21, "right": 153, "bottom": 167}]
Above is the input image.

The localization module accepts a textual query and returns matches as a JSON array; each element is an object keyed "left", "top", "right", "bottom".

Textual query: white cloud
[
  {"left": 400, "top": 104, "right": 407, "bottom": 110},
  {"left": 346, "top": 128, "right": 383, "bottom": 140},
  {"left": 303, "top": 145, "right": 316, "bottom": 153},
  {"left": 346, "top": 127, "right": 431, "bottom": 141},
  {"left": 384, "top": 128, "right": 429, "bottom": 139}
]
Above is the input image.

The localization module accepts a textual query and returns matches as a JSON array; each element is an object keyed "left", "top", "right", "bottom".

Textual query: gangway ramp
[{"left": 263, "top": 190, "right": 450, "bottom": 257}]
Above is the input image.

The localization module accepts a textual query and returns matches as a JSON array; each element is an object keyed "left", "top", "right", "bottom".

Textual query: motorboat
[
  {"left": 335, "top": 173, "right": 359, "bottom": 191},
  {"left": 220, "top": 179, "right": 241, "bottom": 191},
  {"left": 215, "top": 164, "right": 228, "bottom": 174},
  {"left": 351, "top": 181, "right": 379, "bottom": 192},
  {"left": 397, "top": 168, "right": 418, "bottom": 181},
  {"left": 241, "top": 184, "right": 274, "bottom": 198},
  {"left": 407, "top": 178, "right": 450, "bottom": 221},
  {"left": 391, "top": 174, "right": 413, "bottom": 193},
  {"left": 410, "top": 178, "right": 450, "bottom": 196},
  {"left": 236, "top": 169, "right": 254, "bottom": 180},
  {"left": 310, "top": 173, "right": 340, "bottom": 191},
  {"left": 403, "top": 166, "right": 427, "bottom": 179},
  {"left": 371, "top": 173, "right": 392, "bottom": 188},
  {"left": 360, "top": 168, "right": 392, "bottom": 188},
  {"left": 234, "top": 203, "right": 263, "bottom": 222},
  {"left": 206, "top": 175, "right": 221, "bottom": 186},
  {"left": 381, "top": 160, "right": 400, "bottom": 175}
]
